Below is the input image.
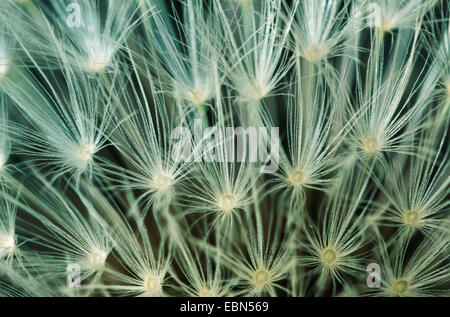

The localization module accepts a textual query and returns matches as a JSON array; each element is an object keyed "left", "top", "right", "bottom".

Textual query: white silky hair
[{"left": 0, "top": 0, "right": 448, "bottom": 297}]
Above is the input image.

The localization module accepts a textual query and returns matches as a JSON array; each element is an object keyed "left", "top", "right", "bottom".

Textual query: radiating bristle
[{"left": 0, "top": 0, "right": 448, "bottom": 299}]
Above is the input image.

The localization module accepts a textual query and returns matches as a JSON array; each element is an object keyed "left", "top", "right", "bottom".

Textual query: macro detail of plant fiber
[{"left": 0, "top": 0, "right": 448, "bottom": 297}]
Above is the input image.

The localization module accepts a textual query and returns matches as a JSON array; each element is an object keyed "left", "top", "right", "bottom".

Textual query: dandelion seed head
[
  {"left": 402, "top": 208, "right": 422, "bottom": 227},
  {"left": 249, "top": 83, "right": 270, "bottom": 101},
  {"left": 87, "top": 55, "right": 109, "bottom": 73},
  {"left": 391, "top": 278, "right": 409, "bottom": 296},
  {"left": 66, "top": 142, "right": 97, "bottom": 173},
  {"left": 320, "top": 247, "right": 338, "bottom": 268},
  {"left": 217, "top": 192, "right": 237, "bottom": 213},
  {"left": 142, "top": 274, "right": 163, "bottom": 294},
  {"left": 187, "top": 89, "right": 208, "bottom": 107},
  {"left": 79, "top": 23, "right": 116, "bottom": 73},
  {"left": 88, "top": 248, "right": 107, "bottom": 267},
  {"left": 153, "top": 170, "right": 173, "bottom": 192},
  {"left": 370, "top": 10, "right": 398, "bottom": 33},
  {"left": 0, "top": 233, "right": 15, "bottom": 256},
  {"left": 252, "top": 267, "right": 272, "bottom": 288},
  {"left": 197, "top": 287, "right": 217, "bottom": 297},
  {"left": 378, "top": 17, "right": 397, "bottom": 33},
  {"left": 301, "top": 44, "right": 330, "bottom": 63},
  {"left": 173, "top": 80, "right": 213, "bottom": 106},
  {"left": 361, "top": 136, "right": 381, "bottom": 156},
  {"left": 74, "top": 142, "right": 96, "bottom": 165},
  {"left": 239, "top": 81, "right": 272, "bottom": 102},
  {"left": 287, "top": 168, "right": 307, "bottom": 187},
  {"left": 366, "top": 0, "right": 430, "bottom": 32},
  {"left": 1, "top": 0, "right": 447, "bottom": 298}
]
